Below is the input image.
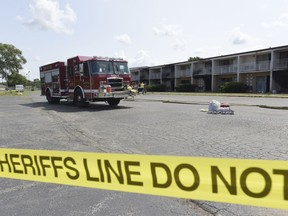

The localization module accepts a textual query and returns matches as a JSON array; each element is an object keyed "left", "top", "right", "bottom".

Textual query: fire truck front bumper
[{"left": 96, "top": 90, "right": 130, "bottom": 99}]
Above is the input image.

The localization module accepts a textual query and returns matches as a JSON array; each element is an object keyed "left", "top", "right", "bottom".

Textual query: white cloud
[
  {"left": 230, "top": 27, "right": 254, "bottom": 45},
  {"left": 114, "top": 34, "right": 132, "bottom": 45},
  {"left": 153, "top": 23, "right": 186, "bottom": 51},
  {"left": 129, "top": 50, "right": 158, "bottom": 67},
  {"left": 114, "top": 50, "right": 127, "bottom": 60},
  {"left": 17, "top": 0, "right": 77, "bottom": 34},
  {"left": 262, "top": 13, "right": 288, "bottom": 28},
  {"left": 152, "top": 24, "right": 182, "bottom": 37},
  {"left": 172, "top": 38, "right": 186, "bottom": 51},
  {"left": 33, "top": 56, "right": 42, "bottom": 62}
]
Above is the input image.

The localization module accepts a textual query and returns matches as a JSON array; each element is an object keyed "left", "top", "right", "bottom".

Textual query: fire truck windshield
[
  {"left": 113, "top": 62, "right": 129, "bottom": 74},
  {"left": 90, "top": 60, "right": 129, "bottom": 75}
]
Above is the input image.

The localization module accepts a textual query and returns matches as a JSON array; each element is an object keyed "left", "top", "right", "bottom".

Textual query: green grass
[{"left": 0, "top": 90, "right": 29, "bottom": 96}]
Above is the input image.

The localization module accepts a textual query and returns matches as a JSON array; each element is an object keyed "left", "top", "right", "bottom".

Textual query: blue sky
[{"left": 1, "top": 0, "right": 288, "bottom": 80}]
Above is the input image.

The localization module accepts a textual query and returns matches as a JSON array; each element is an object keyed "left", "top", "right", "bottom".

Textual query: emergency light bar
[{"left": 93, "top": 56, "right": 124, "bottom": 61}]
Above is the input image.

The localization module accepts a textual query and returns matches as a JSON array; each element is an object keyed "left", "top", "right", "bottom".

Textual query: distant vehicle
[
  {"left": 39, "top": 56, "right": 131, "bottom": 107},
  {"left": 0, "top": 85, "right": 6, "bottom": 91},
  {"left": 15, "top": 85, "right": 24, "bottom": 92}
]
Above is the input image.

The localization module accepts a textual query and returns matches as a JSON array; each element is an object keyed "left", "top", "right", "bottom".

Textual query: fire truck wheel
[
  {"left": 107, "top": 99, "right": 120, "bottom": 106},
  {"left": 46, "top": 91, "right": 53, "bottom": 104},
  {"left": 75, "top": 89, "right": 88, "bottom": 108},
  {"left": 46, "top": 90, "right": 60, "bottom": 104}
]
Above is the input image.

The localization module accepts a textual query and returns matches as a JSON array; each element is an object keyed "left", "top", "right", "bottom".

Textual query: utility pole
[{"left": 26, "top": 71, "right": 30, "bottom": 81}]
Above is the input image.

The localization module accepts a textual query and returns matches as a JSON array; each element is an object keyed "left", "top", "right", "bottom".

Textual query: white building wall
[{"left": 131, "top": 46, "right": 288, "bottom": 93}]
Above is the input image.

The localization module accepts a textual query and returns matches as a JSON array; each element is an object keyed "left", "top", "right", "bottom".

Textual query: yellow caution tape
[{"left": 0, "top": 148, "right": 287, "bottom": 210}]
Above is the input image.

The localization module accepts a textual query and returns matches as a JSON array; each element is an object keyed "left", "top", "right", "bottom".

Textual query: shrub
[
  {"left": 146, "top": 84, "right": 167, "bottom": 92},
  {"left": 218, "top": 82, "right": 248, "bottom": 93},
  {"left": 175, "top": 84, "right": 197, "bottom": 92}
]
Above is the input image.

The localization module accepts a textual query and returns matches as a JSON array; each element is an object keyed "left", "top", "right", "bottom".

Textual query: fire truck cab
[{"left": 40, "top": 56, "right": 131, "bottom": 107}]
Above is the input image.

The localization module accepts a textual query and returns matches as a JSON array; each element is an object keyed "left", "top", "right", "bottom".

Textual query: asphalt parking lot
[{"left": 0, "top": 91, "right": 288, "bottom": 216}]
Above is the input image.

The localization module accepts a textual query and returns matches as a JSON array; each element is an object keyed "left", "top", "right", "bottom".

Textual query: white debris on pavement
[
  {"left": 201, "top": 100, "right": 235, "bottom": 115},
  {"left": 208, "top": 100, "right": 221, "bottom": 113}
]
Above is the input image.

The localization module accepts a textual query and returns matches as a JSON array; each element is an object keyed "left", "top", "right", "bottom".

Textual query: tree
[
  {"left": 188, "top": 56, "right": 203, "bottom": 62},
  {"left": 7, "top": 72, "right": 28, "bottom": 86},
  {"left": 0, "top": 43, "right": 27, "bottom": 86},
  {"left": 32, "top": 78, "right": 41, "bottom": 89}
]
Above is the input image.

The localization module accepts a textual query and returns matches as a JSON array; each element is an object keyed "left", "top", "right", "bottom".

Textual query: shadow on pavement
[{"left": 20, "top": 101, "right": 132, "bottom": 113}]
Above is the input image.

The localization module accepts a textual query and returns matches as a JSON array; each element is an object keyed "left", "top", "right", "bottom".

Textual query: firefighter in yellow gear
[
  {"left": 127, "top": 84, "right": 137, "bottom": 97},
  {"left": 139, "top": 82, "right": 146, "bottom": 94}
]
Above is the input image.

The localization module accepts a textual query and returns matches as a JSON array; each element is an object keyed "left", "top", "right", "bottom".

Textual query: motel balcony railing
[
  {"left": 213, "top": 65, "right": 238, "bottom": 75},
  {"left": 239, "top": 60, "right": 271, "bottom": 73},
  {"left": 175, "top": 69, "right": 191, "bottom": 78},
  {"left": 150, "top": 73, "right": 161, "bottom": 80},
  {"left": 193, "top": 67, "right": 212, "bottom": 76},
  {"left": 257, "top": 61, "right": 271, "bottom": 71},
  {"left": 274, "top": 58, "right": 288, "bottom": 70}
]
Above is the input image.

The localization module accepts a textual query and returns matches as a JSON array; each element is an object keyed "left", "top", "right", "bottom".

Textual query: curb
[
  {"left": 130, "top": 96, "right": 288, "bottom": 110},
  {"left": 161, "top": 100, "right": 288, "bottom": 110},
  {"left": 258, "top": 105, "right": 288, "bottom": 110}
]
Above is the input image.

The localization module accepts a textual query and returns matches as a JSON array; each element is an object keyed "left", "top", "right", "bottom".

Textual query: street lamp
[
  {"left": 25, "top": 71, "right": 30, "bottom": 81},
  {"left": 27, "top": 71, "right": 30, "bottom": 81}
]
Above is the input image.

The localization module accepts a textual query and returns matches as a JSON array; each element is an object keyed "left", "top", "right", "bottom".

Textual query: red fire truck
[{"left": 40, "top": 56, "right": 131, "bottom": 107}]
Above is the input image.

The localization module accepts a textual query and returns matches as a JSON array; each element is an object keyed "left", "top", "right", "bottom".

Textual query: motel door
[{"left": 256, "top": 76, "right": 266, "bottom": 93}]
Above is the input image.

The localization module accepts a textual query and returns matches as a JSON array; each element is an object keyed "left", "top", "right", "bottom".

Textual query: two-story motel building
[{"left": 130, "top": 45, "right": 288, "bottom": 93}]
